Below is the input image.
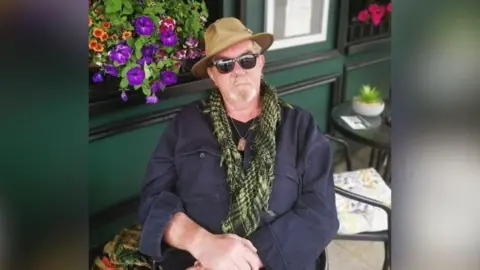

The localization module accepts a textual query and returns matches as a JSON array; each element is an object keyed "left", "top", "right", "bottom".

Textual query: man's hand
[
  {"left": 188, "top": 233, "right": 263, "bottom": 270},
  {"left": 186, "top": 261, "right": 207, "bottom": 270}
]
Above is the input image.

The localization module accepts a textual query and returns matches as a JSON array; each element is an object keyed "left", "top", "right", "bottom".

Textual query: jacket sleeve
[
  {"left": 248, "top": 114, "right": 339, "bottom": 270},
  {"left": 138, "top": 116, "right": 184, "bottom": 262}
]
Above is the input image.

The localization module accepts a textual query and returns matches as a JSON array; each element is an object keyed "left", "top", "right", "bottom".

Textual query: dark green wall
[{"left": 89, "top": 0, "right": 390, "bottom": 247}]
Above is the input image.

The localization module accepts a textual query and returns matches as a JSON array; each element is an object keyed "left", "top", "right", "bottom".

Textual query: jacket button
[{"left": 199, "top": 152, "right": 205, "bottom": 158}]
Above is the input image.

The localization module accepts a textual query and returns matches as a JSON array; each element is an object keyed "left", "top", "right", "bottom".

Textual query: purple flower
[
  {"left": 135, "top": 15, "right": 154, "bottom": 36},
  {"left": 104, "top": 64, "right": 118, "bottom": 76},
  {"left": 126, "top": 67, "right": 145, "bottom": 86},
  {"left": 108, "top": 42, "right": 133, "bottom": 65},
  {"left": 146, "top": 95, "right": 158, "bottom": 104},
  {"left": 120, "top": 91, "right": 128, "bottom": 101},
  {"left": 137, "top": 56, "right": 153, "bottom": 66},
  {"left": 185, "top": 36, "right": 199, "bottom": 48},
  {"left": 160, "top": 31, "right": 177, "bottom": 46},
  {"left": 142, "top": 44, "right": 159, "bottom": 57},
  {"left": 151, "top": 80, "right": 164, "bottom": 93},
  {"left": 92, "top": 72, "right": 103, "bottom": 83},
  {"left": 187, "top": 49, "right": 201, "bottom": 59},
  {"left": 109, "top": 50, "right": 129, "bottom": 65},
  {"left": 175, "top": 49, "right": 187, "bottom": 60},
  {"left": 115, "top": 42, "right": 133, "bottom": 56},
  {"left": 161, "top": 71, "right": 177, "bottom": 85}
]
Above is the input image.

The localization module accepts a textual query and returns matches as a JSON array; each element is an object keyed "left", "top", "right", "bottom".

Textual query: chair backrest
[{"left": 316, "top": 250, "right": 329, "bottom": 270}]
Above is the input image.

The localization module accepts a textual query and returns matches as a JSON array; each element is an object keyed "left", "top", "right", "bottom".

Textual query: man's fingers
[
  {"left": 241, "top": 247, "right": 262, "bottom": 270},
  {"left": 241, "top": 238, "right": 257, "bottom": 253},
  {"left": 233, "top": 255, "right": 251, "bottom": 270},
  {"left": 186, "top": 261, "right": 206, "bottom": 270},
  {"left": 226, "top": 234, "right": 257, "bottom": 253}
]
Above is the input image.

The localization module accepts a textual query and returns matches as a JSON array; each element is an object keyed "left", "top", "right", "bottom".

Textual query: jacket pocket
[
  {"left": 175, "top": 147, "right": 229, "bottom": 202},
  {"left": 266, "top": 161, "right": 300, "bottom": 218}
]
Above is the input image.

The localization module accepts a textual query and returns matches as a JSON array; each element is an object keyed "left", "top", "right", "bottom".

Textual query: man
[{"left": 138, "top": 17, "right": 339, "bottom": 270}]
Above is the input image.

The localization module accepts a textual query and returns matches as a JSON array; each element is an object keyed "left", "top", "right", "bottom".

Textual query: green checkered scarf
[{"left": 203, "top": 80, "right": 291, "bottom": 236}]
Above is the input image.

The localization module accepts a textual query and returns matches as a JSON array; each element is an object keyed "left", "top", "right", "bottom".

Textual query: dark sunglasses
[{"left": 210, "top": 53, "right": 259, "bottom": 74}]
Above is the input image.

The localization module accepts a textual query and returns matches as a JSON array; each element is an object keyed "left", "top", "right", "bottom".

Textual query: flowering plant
[
  {"left": 89, "top": 0, "right": 208, "bottom": 104},
  {"left": 357, "top": 1, "right": 391, "bottom": 26}
]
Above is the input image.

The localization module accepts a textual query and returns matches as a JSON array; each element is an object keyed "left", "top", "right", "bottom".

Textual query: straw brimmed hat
[{"left": 191, "top": 17, "right": 274, "bottom": 78}]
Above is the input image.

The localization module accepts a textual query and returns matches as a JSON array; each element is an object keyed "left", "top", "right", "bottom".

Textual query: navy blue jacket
[{"left": 138, "top": 100, "right": 339, "bottom": 270}]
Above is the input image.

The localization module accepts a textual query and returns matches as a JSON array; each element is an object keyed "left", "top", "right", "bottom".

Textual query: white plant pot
[{"left": 352, "top": 99, "right": 385, "bottom": 117}]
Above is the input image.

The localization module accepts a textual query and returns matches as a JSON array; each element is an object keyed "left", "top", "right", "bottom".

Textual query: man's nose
[{"left": 231, "top": 61, "right": 246, "bottom": 75}]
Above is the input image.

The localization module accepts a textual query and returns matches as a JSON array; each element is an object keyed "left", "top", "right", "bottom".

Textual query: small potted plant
[{"left": 352, "top": 84, "right": 385, "bottom": 117}]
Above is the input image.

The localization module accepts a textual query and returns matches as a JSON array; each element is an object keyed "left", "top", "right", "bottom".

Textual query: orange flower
[
  {"left": 89, "top": 40, "right": 98, "bottom": 50},
  {"left": 88, "top": 17, "right": 92, "bottom": 27},
  {"left": 122, "top": 31, "right": 132, "bottom": 40},
  {"left": 93, "top": 28, "right": 104, "bottom": 38},
  {"left": 111, "top": 34, "right": 119, "bottom": 40},
  {"left": 102, "top": 22, "right": 111, "bottom": 29},
  {"left": 100, "top": 32, "right": 108, "bottom": 41},
  {"left": 94, "top": 43, "right": 104, "bottom": 52}
]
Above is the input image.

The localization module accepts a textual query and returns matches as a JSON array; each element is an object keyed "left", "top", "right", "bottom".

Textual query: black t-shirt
[{"left": 228, "top": 117, "right": 257, "bottom": 158}]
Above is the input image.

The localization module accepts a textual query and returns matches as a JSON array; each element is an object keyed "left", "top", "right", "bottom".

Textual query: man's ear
[{"left": 257, "top": 54, "right": 265, "bottom": 69}]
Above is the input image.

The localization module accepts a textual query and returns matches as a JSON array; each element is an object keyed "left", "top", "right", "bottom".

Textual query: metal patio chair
[{"left": 326, "top": 134, "right": 391, "bottom": 270}]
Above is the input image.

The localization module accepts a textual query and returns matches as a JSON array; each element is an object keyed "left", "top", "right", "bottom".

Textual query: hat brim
[{"left": 191, "top": 32, "right": 274, "bottom": 78}]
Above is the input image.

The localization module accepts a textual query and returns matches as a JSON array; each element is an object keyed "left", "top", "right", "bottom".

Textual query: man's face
[{"left": 207, "top": 40, "right": 265, "bottom": 105}]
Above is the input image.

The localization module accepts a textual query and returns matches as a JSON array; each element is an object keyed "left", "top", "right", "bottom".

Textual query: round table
[
  {"left": 331, "top": 101, "right": 390, "bottom": 150},
  {"left": 330, "top": 101, "right": 391, "bottom": 182}
]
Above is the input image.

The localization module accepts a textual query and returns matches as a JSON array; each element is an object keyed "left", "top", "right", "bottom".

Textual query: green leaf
[
  {"left": 110, "top": 17, "right": 122, "bottom": 26},
  {"left": 135, "top": 49, "right": 142, "bottom": 59},
  {"left": 122, "top": 63, "right": 134, "bottom": 77},
  {"left": 154, "top": 4, "right": 165, "bottom": 14},
  {"left": 201, "top": 1, "right": 208, "bottom": 16},
  {"left": 142, "top": 85, "right": 151, "bottom": 96},
  {"left": 111, "top": 0, "right": 122, "bottom": 8},
  {"left": 125, "top": 24, "right": 134, "bottom": 31},
  {"left": 126, "top": 37, "right": 135, "bottom": 47},
  {"left": 122, "top": 6, "right": 134, "bottom": 15},
  {"left": 172, "top": 63, "right": 180, "bottom": 74},
  {"left": 157, "top": 61, "right": 165, "bottom": 69},
  {"left": 150, "top": 64, "right": 159, "bottom": 75},
  {"left": 135, "top": 5, "right": 143, "bottom": 13},
  {"left": 135, "top": 38, "right": 145, "bottom": 50},
  {"left": 120, "top": 78, "right": 129, "bottom": 88},
  {"left": 105, "top": 5, "right": 119, "bottom": 13},
  {"left": 165, "top": 46, "right": 173, "bottom": 53},
  {"left": 163, "top": 58, "right": 172, "bottom": 67},
  {"left": 121, "top": 68, "right": 128, "bottom": 78},
  {"left": 144, "top": 65, "right": 152, "bottom": 79},
  {"left": 123, "top": 1, "right": 132, "bottom": 9},
  {"left": 150, "top": 15, "right": 159, "bottom": 27},
  {"left": 135, "top": 38, "right": 145, "bottom": 59},
  {"left": 134, "top": 85, "right": 141, "bottom": 90}
]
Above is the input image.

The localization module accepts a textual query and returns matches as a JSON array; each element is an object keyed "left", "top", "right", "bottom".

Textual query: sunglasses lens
[
  {"left": 215, "top": 59, "right": 235, "bottom": 73},
  {"left": 213, "top": 54, "right": 258, "bottom": 74},
  {"left": 239, "top": 54, "right": 257, "bottom": 69}
]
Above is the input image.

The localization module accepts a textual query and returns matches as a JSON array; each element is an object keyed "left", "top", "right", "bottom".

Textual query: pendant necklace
[{"left": 230, "top": 116, "right": 257, "bottom": 152}]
